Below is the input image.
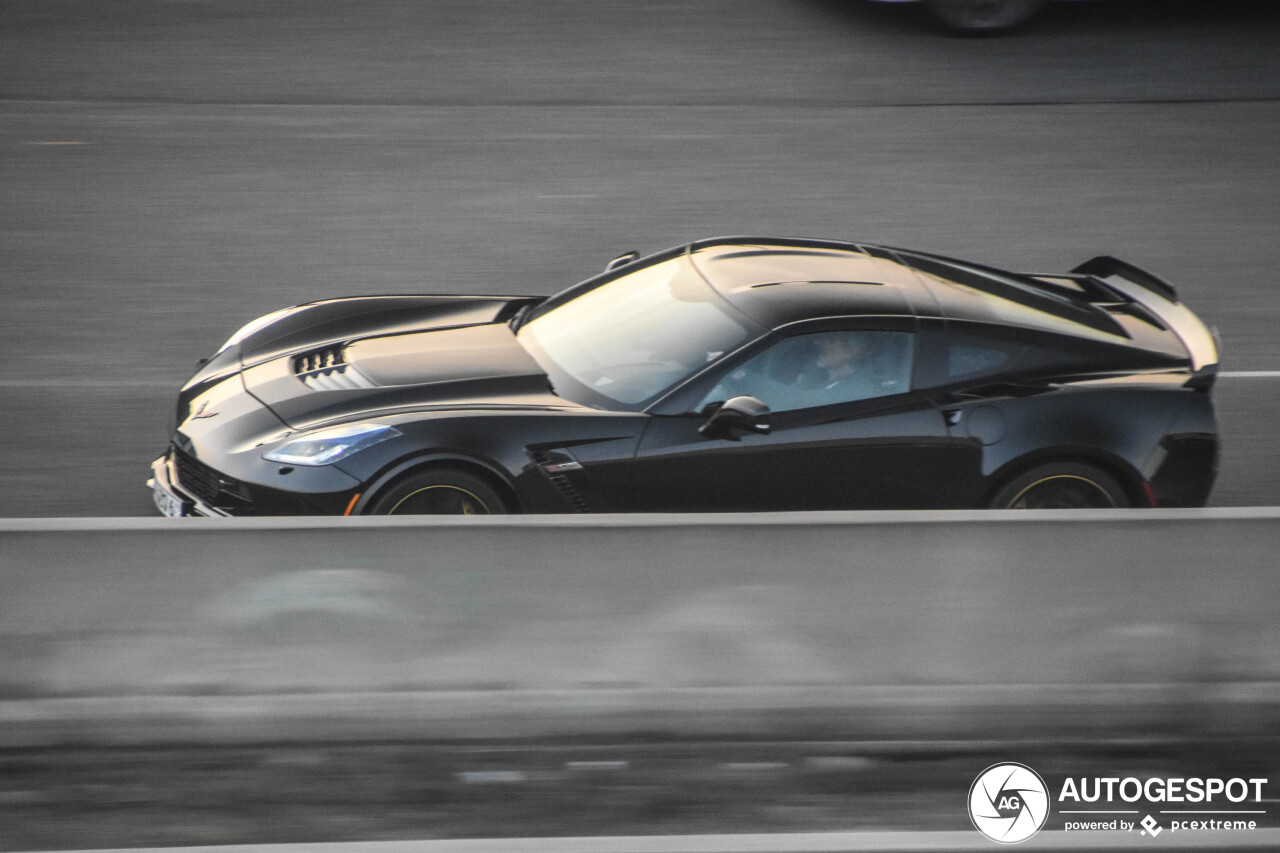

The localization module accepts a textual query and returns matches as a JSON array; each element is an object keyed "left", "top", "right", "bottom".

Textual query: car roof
[
  {"left": 686, "top": 237, "right": 1137, "bottom": 345},
  {"left": 688, "top": 238, "right": 923, "bottom": 329}
]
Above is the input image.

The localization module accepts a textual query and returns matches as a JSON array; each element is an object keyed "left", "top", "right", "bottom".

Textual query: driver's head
[{"left": 815, "top": 334, "right": 864, "bottom": 380}]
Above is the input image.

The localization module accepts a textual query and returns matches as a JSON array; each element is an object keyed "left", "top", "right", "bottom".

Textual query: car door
[{"left": 623, "top": 325, "right": 968, "bottom": 511}]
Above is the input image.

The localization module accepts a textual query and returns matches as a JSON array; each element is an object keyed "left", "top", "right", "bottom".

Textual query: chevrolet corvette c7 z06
[{"left": 148, "top": 236, "right": 1218, "bottom": 516}]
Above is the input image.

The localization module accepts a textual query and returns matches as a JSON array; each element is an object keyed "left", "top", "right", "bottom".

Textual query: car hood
[
  {"left": 237, "top": 294, "right": 540, "bottom": 366},
  {"left": 176, "top": 295, "right": 582, "bottom": 432},
  {"left": 240, "top": 321, "right": 571, "bottom": 429}
]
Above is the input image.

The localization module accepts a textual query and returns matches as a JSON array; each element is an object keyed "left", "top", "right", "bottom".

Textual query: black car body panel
[
  {"left": 238, "top": 295, "right": 536, "bottom": 365},
  {"left": 177, "top": 295, "right": 541, "bottom": 425},
  {"left": 148, "top": 237, "right": 1219, "bottom": 517},
  {"left": 242, "top": 324, "right": 557, "bottom": 430}
]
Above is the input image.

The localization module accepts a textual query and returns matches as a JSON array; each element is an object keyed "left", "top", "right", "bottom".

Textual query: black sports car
[{"left": 148, "top": 237, "right": 1219, "bottom": 516}]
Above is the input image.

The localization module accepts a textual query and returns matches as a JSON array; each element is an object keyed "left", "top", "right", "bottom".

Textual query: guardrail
[{"left": 1, "top": 509, "right": 1276, "bottom": 745}]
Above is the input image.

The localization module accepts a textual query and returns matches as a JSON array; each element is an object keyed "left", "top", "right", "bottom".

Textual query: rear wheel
[
  {"left": 923, "top": 0, "right": 1047, "bottom": 32},
  {"left": 989, "top": 462, "right": 1131, "bottom": 509},
  {"left": 366, "top": 468, "right": 507, "bottom": 515}
]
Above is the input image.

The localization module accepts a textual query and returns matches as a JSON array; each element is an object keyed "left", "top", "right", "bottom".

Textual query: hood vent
[{"left": 293, "top": 345, "right": 376, "bottom": 392}]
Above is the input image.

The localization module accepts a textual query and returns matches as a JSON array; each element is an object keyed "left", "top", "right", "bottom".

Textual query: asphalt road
[
  {"left": 4, "top": 739, "right": 1277, "bottom": 851},
  {"left": 2, "top": 0, "right": 1279, "bottom": 517}
]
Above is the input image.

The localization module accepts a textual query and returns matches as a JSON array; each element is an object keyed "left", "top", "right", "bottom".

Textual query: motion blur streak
[{"left": 1, "top": 510, "right": 1277, "bottom": 731}]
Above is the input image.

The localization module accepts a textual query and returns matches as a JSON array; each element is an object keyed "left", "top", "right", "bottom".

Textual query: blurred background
[
  {"left": 2, "top": 1, "right": 1280, "bottom": 850},
  {"left": 2, "top": 0, "right": 1280, "bottom": 516}
]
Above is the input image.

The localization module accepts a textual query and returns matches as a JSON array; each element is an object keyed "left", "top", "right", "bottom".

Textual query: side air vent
[
  {"left": 292, "top": 345, "right": 376, "bottom": 391},
  {"left": 529, "top": 450, "right": 590, "bottom": 513}
]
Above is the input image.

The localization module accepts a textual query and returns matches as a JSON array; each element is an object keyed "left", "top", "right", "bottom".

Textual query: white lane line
[
  {"left": 1219, "top": 371, "right": 1280, "bottom": 378},
  {"left": 0, "top": 379, "right": 179, "bottom": 388},
  {"left": 565, "top": 760, "right": 630, "bottom": 770},
  {"left": 455, "top": 770, "right": 528, "bottom": 784}
]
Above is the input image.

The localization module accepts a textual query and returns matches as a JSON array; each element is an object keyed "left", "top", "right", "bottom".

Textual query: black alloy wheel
[
  {"left": 367, "top": 468, "right": 507, "bottom": 515},
  {"left": 990, "top": 461, "right": 1132, "bottom": 509}
]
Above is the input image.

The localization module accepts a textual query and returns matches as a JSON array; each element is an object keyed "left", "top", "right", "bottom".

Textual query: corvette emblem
[{"left": 192, "top": 400, "right": 219, "bottom": 419}]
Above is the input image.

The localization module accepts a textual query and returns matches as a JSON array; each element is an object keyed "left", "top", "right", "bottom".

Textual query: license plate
[{"left": 151, "top": 482, "right": 190, "bottom": 517}]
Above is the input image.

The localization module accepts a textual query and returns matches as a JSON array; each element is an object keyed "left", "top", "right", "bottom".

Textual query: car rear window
[
  {"left": 897, "top": 251, "right": 1127, "bottom": 341},
  {"left": 928, "top": 322, "right": 1179, "bottom": 388}
]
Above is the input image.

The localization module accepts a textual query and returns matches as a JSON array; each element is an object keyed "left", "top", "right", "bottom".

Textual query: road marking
[
  {"left": 28, "top": 141, "right": 86, "bottom": 145},
  {"left": 565, "top": 760, "right": 630, "bottom": 770},
  {"left": 0, "top": 379, "right": 178, "bottom": 388},
  {"left": 1219, "top": 371, "right": 1280, "bottom": 378},
  {"left": 455, "top": 770, "right": 527, "bottom": 784}
]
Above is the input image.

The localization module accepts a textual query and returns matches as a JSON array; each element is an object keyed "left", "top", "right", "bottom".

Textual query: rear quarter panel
[{"left": 972, "top": 384, "right": 1213, "bottom": 506}]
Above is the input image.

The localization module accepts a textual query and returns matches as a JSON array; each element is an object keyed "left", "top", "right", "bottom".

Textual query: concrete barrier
[{"left": 0, "top": 509, "right": 1277, "bottom": 745}]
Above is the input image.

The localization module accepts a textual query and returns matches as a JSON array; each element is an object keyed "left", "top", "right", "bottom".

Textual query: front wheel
[
  {"left": 923, "top": 0, "right": 1047, "bottom": 32},
  {"left": 366, "top": 468, "right": 507, "bottom": 515},
  {"left": 989, "top": 462, "right": 1132, "bottom": 509}
]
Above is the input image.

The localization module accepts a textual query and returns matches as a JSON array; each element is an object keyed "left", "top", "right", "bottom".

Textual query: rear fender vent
[{"left": 293, "top": 345, "right": 376, "bottom": 391}]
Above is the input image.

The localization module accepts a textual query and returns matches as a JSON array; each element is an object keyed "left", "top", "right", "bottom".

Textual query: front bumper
[
  {"left": 148, "top": 451, "right": 226, "bottom": 517},
  {"left": 147, "top": 445, "right": 363, "bottom": 517}
]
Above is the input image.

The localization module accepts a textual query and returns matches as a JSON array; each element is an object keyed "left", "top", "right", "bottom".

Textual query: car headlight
[
  {"left": 216, "top": 308, "right": 294, "bottom": 354},
  {"left": 263, "top": 423, "right": 401, "bottom": 466}
]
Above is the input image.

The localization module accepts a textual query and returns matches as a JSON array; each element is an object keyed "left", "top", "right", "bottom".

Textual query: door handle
[{"left": 943, "top": 409, "right": 962, "bottom": 427}]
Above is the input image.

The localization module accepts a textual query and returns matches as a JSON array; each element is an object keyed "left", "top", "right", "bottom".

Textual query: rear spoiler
[
  {"left": 1068, "top": 255, "right": 1219, "bottom": 380},
  {"left": 1072, "top": 255, "right": 1178, "bottom": 302},
  {"left": 888, "top": 244, "right": 1219, "bottom": 383}
]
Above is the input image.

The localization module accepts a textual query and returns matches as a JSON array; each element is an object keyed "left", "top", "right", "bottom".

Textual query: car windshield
[{"left": 517, "top": 254, "right": 761, "bottom": 409}]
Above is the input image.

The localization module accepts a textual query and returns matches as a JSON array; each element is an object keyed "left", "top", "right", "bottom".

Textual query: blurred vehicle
[
  {"left": 868, "top": 0, "right": 1091, "bottom": 32},
  {"left": 148, "top": 236, "right": 1218, "bottom": 516}
]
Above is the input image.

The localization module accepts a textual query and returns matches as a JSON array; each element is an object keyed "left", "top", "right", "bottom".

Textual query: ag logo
[{"left": 969, "top": 763, "right": 1050, "bottom": 844}]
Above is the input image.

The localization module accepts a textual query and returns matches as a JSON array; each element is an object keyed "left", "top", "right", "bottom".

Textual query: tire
[
  {"left": 923, "top": 0, "right": 1047, "bottom": 32},
  {"left": 366, "top": 467, "right": 508, "bottom": 515},
  {"left": 989, "top": 461, "right": 1132, "bottom": 510}
]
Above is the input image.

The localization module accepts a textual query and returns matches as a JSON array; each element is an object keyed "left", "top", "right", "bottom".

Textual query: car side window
[
  {"left": 937, "top": 326, "right": 1105, "bottom": 385},
  {"left": 698, "top": 330, "right": 915, "bottom": 413},
  {"left": 948, "top": 340, "right": 1016, "bottom": 380}
]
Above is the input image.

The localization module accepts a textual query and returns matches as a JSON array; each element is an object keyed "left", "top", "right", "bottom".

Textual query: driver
[
  {"left": 700, "top": 332, "right": 891, "bottom": 413},
  {"left": 809, "top": 333, "right": 879, "bottom": 402}
]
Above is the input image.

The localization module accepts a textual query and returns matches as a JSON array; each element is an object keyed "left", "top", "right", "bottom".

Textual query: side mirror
[
  {"left": 698, "top": 396, "right": 772, "bottom": 440},
  {"left": 604, "top": 250, "right": 640, "bottom": 272}
]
